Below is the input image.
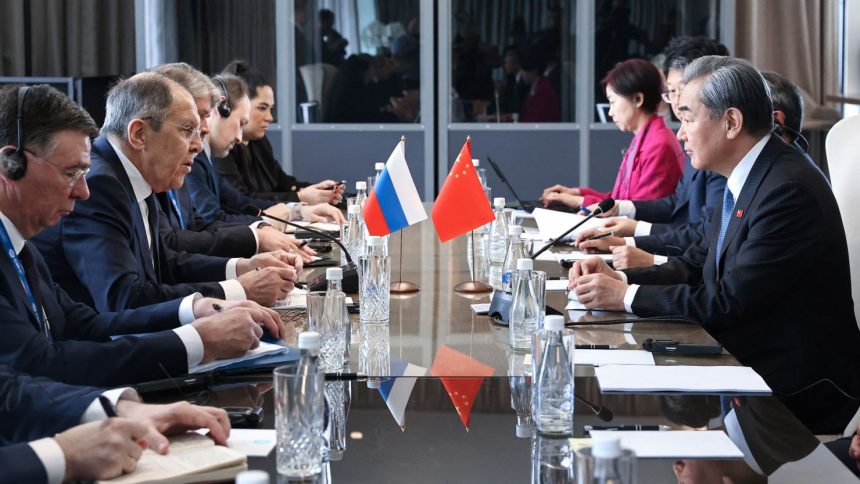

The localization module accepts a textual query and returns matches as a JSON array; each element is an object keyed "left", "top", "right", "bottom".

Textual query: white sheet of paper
[
  {"left": 521, "top": 232, "right": 546, "bottom": 241},
  {"left": 194, "top": 429, "right": 276, "bottom": 458},
  {"left": 189, "top": 342, "right": 287, "bottom": 374},
  {"left": 532, "top": 208, "right": 609, "bottom": 241},
  {"left": 595, "top": 365, "right": 772, "bottom": 394},
  {"left": 271, "top": 288, "right": 352, "bottom": 310},
  {"left": 574, "top": 349, "right": 655, "bottom": 366},
  {"left": 471, "top": 303, "right": 490, "bottom": 314},
  {"left": 558, "top": 252, "right": 613, "bottom": 262},
  {"left": 585, "top": 431, "right": 744, "bottom": 460},
  {"left": 534, "top": 251, "right": 559, "bottom": 261},
  {"left": 546, "top": 279, "right": 570, "bottom": 291},
  {"left": 309, "top": 222, "right": 340, "bottom": 232},
  {"left": 511, "top": 209, "right": 535, "bottom": 220}
]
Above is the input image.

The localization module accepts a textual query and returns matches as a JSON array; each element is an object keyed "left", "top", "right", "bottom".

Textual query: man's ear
[
  {"left": 126, "top": 119, "right": 147, "bottom": 151},
  {"left": 773, "top": 110, "right": 786, "bottom": 128},
  {"left": 724, "top": 107, "right": 744, "bottom": 140}
]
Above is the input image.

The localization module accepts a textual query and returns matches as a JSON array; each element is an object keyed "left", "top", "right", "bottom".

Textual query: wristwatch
[{"left": 289, "top": 202, "right": 307, "bottom": 221}]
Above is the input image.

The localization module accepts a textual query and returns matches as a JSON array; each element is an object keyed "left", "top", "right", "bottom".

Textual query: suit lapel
[
  {"left": 0, "top": 247, "right": 43, "bottom": 332},
  {"left": 92, "top": 137, "right": 158, "bottom": 281},
  {"left": 197, "top": 152, "right": 220, "bottom": 199},
  {"left": 715, "top": 135, "right": 784, "bottom": 267}
]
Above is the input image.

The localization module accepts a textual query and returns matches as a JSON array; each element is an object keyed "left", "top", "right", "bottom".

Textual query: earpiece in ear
[{"left": 0, "top": 148, "right": 27, "bottom": 181}]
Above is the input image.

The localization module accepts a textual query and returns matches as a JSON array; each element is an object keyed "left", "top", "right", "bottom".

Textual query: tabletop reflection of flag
[
  {"left": 431, "top": 137, "right": 495, "bottom": 243},
  {"left": 377, "top": 356, "right": 427, "bottom": 429},
  {"left": 430, "top": 345, "right": 495, "bottom": 429},
  {"left": 364, "top": 137, "right": 427, "bottom": 236}
]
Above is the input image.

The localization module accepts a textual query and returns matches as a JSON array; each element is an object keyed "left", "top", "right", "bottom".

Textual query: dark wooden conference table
[{"left": 144, "top": 220, "right": 859, "bottom": 483}]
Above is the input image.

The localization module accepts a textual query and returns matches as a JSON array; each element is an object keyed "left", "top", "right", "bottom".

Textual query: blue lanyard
[
  {"left": 167, "top": 190, "right": 186, "bottom": 229},
  {"left": 0, "top": 223, "right": 49, "bottom": 336}
]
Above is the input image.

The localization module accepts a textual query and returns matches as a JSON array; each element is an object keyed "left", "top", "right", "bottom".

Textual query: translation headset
[
  {"left": 1, "top": 86, "right": 30, "bottom": 180},
  {"left": 773, "top": 124, "right": 809, "bottom": 154},
  {"left": 213, "top": 76, "right": 232, "bottom": 118}
]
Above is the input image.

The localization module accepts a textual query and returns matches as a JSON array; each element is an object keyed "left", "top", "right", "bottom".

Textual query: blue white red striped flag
[
  {"left": 363, "top": 138, "right": 427, "bottom": 236},
  {"left": 377, "top": 356, "right": 427, "bottom": 428}
]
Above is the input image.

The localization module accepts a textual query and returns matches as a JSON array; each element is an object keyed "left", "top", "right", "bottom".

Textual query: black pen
[
  {"left": 575, "top": 344, "right": 618, "bottom": 350},
  {"left": 585, "top": 231, "right": 615, "bottom": 241},
  {"left": 98, "top": 395, "right": 117, "bottom": 417},
  {"left": 325, "top": 372, "right": 367, "bottom": 381},
  {"left": 297, "top": 240, "right": 309, "bottom": 248},
  {"left": 584, "top": 424, "right": 671, "bottom": 432}
]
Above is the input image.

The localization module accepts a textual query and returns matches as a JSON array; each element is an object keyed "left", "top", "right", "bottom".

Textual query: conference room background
[{"left": 0, "top": 0, "right": 850, "bottom": 200}]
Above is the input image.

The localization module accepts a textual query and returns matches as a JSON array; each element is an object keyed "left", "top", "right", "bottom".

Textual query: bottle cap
[
  {"left": 375, "top": 162, "right": 385, "bottom": 171},
  {"left": 367, "top": 377, "right": 382, "bottom": 389},
  {"left": 508, "top": 225, "right": 523, "bottom": 236},
  {"left": 494, "top": 197, "right": 506, "bottom": 208},
  {"left": 326, "top": 267, "right": 343, "bottom": 280},
  {"left": 366, "top": 236, "right": 384, "bottom": 247},
  {"left": 592, "top": 436, "right": 623, "bottom": 459},
  {"left": 516, "top": 258, "right": 533, "bottom": 271},
  {"left": 348, "top": 204, "right": 361, "bottom": 214},
  {"left": 356, "top": 181, "right": 367, "bottom": 190},
  {"left": 297, "top": 331, "right": 321, "bottom": 351},
  {"left": 472, "top": 158, "right": 480, "bottom": 167},
  {"left": 235, "top": 470, "right": 270, "bottom": 484},
  {"left": 515, "top": 423, "right": 534, "bottom": 438},
  {"left": 544, "top": 315, "right": 565, "bottom": 331}
]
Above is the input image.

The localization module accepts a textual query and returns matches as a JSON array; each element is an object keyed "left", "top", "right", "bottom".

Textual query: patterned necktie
[{"left": 715, "top": 187, "right": 735, "bottom": 271}]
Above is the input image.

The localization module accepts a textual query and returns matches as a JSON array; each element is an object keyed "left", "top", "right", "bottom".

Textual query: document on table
[
  {"left": 271, "top": 288, "right": 353, "bottom": 310},
  {"left": 533, "top": 208, "right": 613, "bottom": 241},
  {"left": 584, "top": 431, "right": 744, "bottom": 460},
  {"left": 189, "top": 341, "right": 288, "bottom": 374},
  {"left": 194, "top": 429, "right": 277, "bottom": 457},
  {"left": 546, "top": 279, "right": 571, "bottom": 291},
  {"left": 595, "top": 365, "right": 772, "bottom": 394},
  {"left": 574, "top": 349, "right": 655, "bottom": 366}
]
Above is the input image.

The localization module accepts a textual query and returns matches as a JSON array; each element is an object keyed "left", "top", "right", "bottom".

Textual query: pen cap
[
  {"left": 348, "top": 204, "right": 361, "bottom": 215},
  {"left": 494, "top": 197, "right": 506, "bottom": 208},
  {"left": 544, "top": 315, "right": 565, "bottom": 331},
  {"left": 235, "top": 470, "right": 270, "bottom": 484},
  {"left": 374, "top": 162, "right": 384, "bottom": 171},
  {"left": 356, "top": 181, "right": 367, "bottom": 190},
  {"left": 516, "top": 258, "right": 533, "bottom": 271},
  {"left": 297, "top": 331, "right": 321, "bottom": 351},
  {"left": 326, "top": 267, "right": 343, "bottom": 281},
  {"left": 472, "top": 158, "right": 480, "bottom": 167},
  {"left": 592, "top": 436, "right": 622, "bottom": 459}
]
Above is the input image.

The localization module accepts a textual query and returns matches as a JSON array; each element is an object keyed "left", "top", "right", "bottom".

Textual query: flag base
[
  {"left": 390, "top": 281, "right": 420, "bottom": 294},
  {"left": 453, "top": 280, "right": 493, "bottom": 294}
]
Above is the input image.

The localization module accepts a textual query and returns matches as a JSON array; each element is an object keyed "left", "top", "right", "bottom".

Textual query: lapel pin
[{"left": 736, "top": 209, "right": 744, "bottom": 218}]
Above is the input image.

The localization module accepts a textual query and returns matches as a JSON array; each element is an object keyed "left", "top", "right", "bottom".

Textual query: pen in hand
[
  {"left": 580, "top": 205, "right": 592, "bottom": 216},
  {"left": 585, "top": 231, "right": 614, "bottom": 241}
]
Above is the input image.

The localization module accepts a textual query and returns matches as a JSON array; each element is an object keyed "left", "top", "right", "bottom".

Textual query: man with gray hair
[
  {"left": 569, "top": 56, "right": 860, "bottom": 434},
  {"left": 34, "top": 72, "right": 300, "bottom": 312}
]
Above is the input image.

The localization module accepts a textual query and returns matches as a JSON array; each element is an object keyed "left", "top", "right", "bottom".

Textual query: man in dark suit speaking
[{"left": 568, "top": 56, "right": 860, "bottom": 434}]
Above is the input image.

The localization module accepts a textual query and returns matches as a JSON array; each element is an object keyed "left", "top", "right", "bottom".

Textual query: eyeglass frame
[{"left": 25, "top": 149, "right": 89, "bottom": 187}]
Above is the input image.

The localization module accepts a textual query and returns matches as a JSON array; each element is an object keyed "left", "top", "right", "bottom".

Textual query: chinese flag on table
[
  {"left": 430, "top": 345, "right": 495, "bottom": 430},
  {"left": 431, "top": 137, "right": 495, "bottom": 243}
]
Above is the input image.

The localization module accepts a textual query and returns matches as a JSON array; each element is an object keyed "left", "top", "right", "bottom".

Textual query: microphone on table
[
  {"left": 240, "top": 205, "right": 359, "bottom": 293},
  {"left": 575, "top": 394, "right": 614, "bottom": 422},
  {"left": 531, "top": 197, "right": 615, "bottom": 259}
]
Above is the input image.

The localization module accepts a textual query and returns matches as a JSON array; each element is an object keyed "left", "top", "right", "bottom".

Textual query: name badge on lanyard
[{"left": 0, "top": 223, "right": 50, "bottom": 338}]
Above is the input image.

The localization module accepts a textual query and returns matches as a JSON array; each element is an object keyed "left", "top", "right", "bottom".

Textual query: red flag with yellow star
[
  {"left": 430, "top": 345, "right": 495, "bottom": 429},
  {"left": 431, "top": 137, "right": 495, "bottom": 243}
]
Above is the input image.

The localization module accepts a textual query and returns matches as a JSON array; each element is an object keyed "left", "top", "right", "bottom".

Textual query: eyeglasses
[
  {"left": 26, "top": 150, "right": 89, "bottom": 187},
  {"left": 661, "top": 90, "right": 680, "bottom": 104},
  {"left": 141, "top": 117, "right": 202, "bottom": 142}
]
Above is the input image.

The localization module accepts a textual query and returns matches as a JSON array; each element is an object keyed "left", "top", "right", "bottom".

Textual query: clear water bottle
[
  {"left": 359, "top": 236, "right": 390, "bottom": 323},
  {"left": 535, "top": 316, "right": 574, "bottom": 436},
  {"left": 324, "top": 380, "right": 348, "bottom": 461},
  {"left": 473, "top": 158, "right": 488, "bottom": 187},
  {"left": 508, "top": 351, "right": 534, "bottom": 438},
  {"left": 373, "top": 162, "right": 384, "bottom": 185},
  {"left": 355, "top": 181, "right": 368, "bottom": 208},
  {"left": 341, "top": 204, "right": 364, "bottom": 265},
  {"left": 576, "top": 436, "right": 637, "bottom": 484},
  {"left": 502, "top": 225, "right": 528, "bottom": 291},
  {"left": 488, "top": 197, "right": 509, "bottom": 290},
  {"left": 326, "top": 268, "right": 351, "bottom": 366},
  {"left": 323, "top": 267, "right": 349, "bottom": 369},
  {"left": 509, "top": 258, "right": 542, "bottom": 350},
  {"left": 532, "top": 435, "right": 575, "bottom": 483}
]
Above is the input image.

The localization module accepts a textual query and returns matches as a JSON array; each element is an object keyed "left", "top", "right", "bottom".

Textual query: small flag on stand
[
  {"left": 430, "top": 345, "right": 495, "bottom": 430},
  {"left": 431, "top": 137, "right": 495, "bottom": 243},
  {"left": 377, "top": 357, "right": 427, "bottom": 430},
  {"left": 364, "top": 137, "right": 427, "bottom": 236}
]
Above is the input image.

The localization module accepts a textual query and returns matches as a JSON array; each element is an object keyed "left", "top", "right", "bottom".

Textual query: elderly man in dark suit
[
  {"left": 33, "top": 73, "right": 301, "bottom": 312},
  {"left": 569, "top": 56, "right": 860, "bottom": 435}
]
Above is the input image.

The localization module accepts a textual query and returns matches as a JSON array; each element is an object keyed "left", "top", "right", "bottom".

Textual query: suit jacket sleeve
[
  {"left": 633, "top": 218, "right": 708, "bottom": 256},
  {"left": 631, "top": 183, "right": 683, "bottom": 224},
  {"left": 0, "top": 366, "right": 102, "bottom": 444},
  {"left": 59, "top": 174, "right": 225, "bottom": 312},
  {"left": 0, "top": 443, "right": 49, "bottom": 483},
  {"left": 158, "top": 213, "right": 257, "bottom": 258}
]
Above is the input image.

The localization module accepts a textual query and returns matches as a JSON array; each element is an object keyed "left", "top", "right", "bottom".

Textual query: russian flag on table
[
  {"left": 363, "top": 137, "right": 427, "bottom": 236},
  {"left": 377, "top": 356, "right": 427, "bottom": 429}
]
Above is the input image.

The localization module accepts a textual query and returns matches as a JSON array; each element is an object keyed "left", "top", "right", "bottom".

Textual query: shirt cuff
[
  {"left": 219, "top": 279, "right": 247, "bottom": 300},
  {"left": 29, "top": 438, "right": 65, "bottom": 484},
  {"left": 225, "top": 258, "right": 240, "bottom": 279},
  {"left": 623, "top": 284, "right": 640, "bottom": 313},
  {"left": 634, "top": 221, "right": 652, "bottom": 236},
  {"left": 654, "top": 255, "right": 668, "bottom": 265},
  {"left": 624, "top": 237, "right": 636, "bottom": 247},
  {"left": 173, "top": 324, "right": 204, "bottom": 368},
  {"left": 617, "top": 200, "right": 636, "bottom": 218},
  {"left": 178, "top": 293, "right": 201, "bottom": 324},
  {"left": 80, "top": 388, "right": 139, "bottom": 424}
]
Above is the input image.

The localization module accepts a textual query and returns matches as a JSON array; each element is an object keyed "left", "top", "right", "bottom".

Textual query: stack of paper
[
  {"left": 595, "top": 365, "right": 772, "bottom": 394},
  {"left": 189, "top": 341, "right": 288, "bottom": 374},
  {"left": 583, "top": 431, "right": 744, "bottom": 459},
  {"left": 532, "top": 208, "right": 611, "bottom": 242}
]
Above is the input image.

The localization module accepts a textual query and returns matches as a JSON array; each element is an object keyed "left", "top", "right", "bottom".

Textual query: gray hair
[
  {"left": 761, "top": 71, "right": 803, "bottom": 133},
  {"left": 101, "top": 72, "right": 177, "bottom": 139},
  {"left": 151, "top": 62, "right": 220, "bottom": 108},
  {"left": 682, "top": 56, "right": 774, "bottom": 136}
]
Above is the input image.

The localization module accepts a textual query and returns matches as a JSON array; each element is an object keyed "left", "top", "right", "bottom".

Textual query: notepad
[
  {"left": 546, "top": 279, "right": 571, "bottom": 291},
  {"left": 584, "top": 430, "right": 744, "bottom": 459},
  {"left": 195, "top": 428, "right": 276, "bottom": 458},
  {"left": 595, "top": 365, "right": 772, "bottom": 394},
  {"left": 98, "top": 432, "right": 247, "bottom": 483},
  {"left": 189, "top": 341, "right": 288, "bottom": 374},
  {"left": 574, "top": 349, "right": 654, "bottom": 366}
]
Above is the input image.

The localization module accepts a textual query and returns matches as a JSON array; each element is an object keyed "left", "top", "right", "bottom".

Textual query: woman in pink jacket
[{"left": 541, "top": 59, "right": 684, "bottom": 209}]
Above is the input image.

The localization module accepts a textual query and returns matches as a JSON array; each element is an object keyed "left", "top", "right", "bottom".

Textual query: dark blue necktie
[{"left": 715, "top": 187, "right": 735, "bottom": 270}]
